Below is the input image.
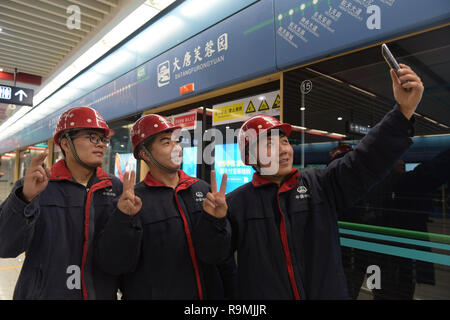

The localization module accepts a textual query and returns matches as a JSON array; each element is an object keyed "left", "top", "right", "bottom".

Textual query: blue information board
[
  {"left": 136, "top": 0, "right": 276, "bottom": 112},
  {"left": 214, "top": 143, "right": 255, "bottom": 194},
  {"left": 272, "top": 0, "right": 450, "bottom": 69}
]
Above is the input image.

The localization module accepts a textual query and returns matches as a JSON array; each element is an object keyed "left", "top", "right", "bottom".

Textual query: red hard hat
[
  {"left": 53, "top": 106, "right": 113, "bottom": 146},
  {"left": 131, "top": 114, "right": 181, "bottom": 159},
  {"left": 328, "top": 144, "right": 353, "bottom": 164},
  {"left": 238, "top": 114, "right": 292, "bottom": 165}
]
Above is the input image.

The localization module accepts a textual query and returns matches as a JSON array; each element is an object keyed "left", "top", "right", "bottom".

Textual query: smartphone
[
  {"left": 381, "top": 43, "right": 400, "bottom": 71},
  {"left": 382, "top": 43, "right": 409, "bottom": 87}
]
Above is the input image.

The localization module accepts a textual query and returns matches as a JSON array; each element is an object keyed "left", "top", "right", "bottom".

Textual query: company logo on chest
[
  {"left": 102, "top": 187, "right": 116, "bottom": 197},
  {"left": 295, "top": 185, "right": 310, "bottom": 200},
  {"left": 195, "top": 191, "right": 206, "bottom": 202}
]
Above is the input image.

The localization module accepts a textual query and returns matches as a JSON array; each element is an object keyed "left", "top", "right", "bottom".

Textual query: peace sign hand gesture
[
  {"left": 203, "top": 171, "right": 228, "bottom": 219},
  {"left": 117, "top": 170, "right": 142, "bottom": 216},
  {"left": 22, "top": 150, "right": 52, "bottom": 202}
]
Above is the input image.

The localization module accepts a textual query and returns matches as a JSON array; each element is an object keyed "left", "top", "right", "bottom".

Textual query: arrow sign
[
  {"left": 15, "top": 89, "right": 28, "bottom": 102},
  {"left": 0, "top": 85, "right": 34, "bottom": 106}
]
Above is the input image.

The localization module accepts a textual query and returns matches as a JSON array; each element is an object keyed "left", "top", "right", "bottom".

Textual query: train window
[
  {"left": 103, "top": 115, "right": 140, "bottom": 182},
  {"left": 18, "top": 143, "right": 48, "bottom": 179},
  {"left": 0, "top": 153, "right": 16, "bottom": 202}
]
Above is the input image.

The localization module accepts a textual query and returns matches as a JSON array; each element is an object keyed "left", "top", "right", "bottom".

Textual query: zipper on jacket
[
  {"left": 173, "top": 187, "right": 204, "bottom": 300},
  {"left": 80, "top": 180, "right": 112, "bottom": 300},
  {"left": 276, "top": 193, "right": 301, "bottom": 300}
]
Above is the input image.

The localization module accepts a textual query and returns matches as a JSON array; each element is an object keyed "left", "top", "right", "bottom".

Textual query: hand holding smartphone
[{"left": 381, "top": 43, "right": 409, "bottom": 88}]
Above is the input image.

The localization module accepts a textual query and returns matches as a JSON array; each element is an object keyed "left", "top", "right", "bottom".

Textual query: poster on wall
[
  {"left": 170, "top": 111, "right": 198, "bottom": 130},
  {"left": 114, "top": 153, "right": 137, "bottom": 182}
]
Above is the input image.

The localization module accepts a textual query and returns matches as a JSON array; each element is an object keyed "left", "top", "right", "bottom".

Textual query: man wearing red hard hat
[
  {"left": 96, "top": 114, "right": 237, "bottom": 300},
  {"left": 0, "top": 106, "right": 122, "bottom": 299},
  {"left": 200, "top": 65, "right": 425, "bottom": 299}
]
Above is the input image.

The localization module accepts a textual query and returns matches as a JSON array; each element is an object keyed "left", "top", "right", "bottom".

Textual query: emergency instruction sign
[{"left": 213, "top": 102, "right": 245, "bottom": 124}]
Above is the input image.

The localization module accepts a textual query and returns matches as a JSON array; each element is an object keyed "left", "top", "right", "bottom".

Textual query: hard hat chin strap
[
  {"left": 64, "top": 132, "right": 97, "bottom": 171},
  {"left": 252, "top": 165, "right": 261, "bottom": 175},
  {"left": 141, "top": 145, "right": 178, "bottom": 174}
]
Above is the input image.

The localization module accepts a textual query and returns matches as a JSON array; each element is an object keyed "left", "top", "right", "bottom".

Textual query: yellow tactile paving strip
[{"left": 0, "top": 253, "right": 24, "bottom": 300}]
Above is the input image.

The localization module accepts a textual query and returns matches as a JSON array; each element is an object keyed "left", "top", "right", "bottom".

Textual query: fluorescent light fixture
[
  {"left": 180, "top": 0, "right": 216, "bottom": 17},
  {"left": 33, "top": 0, "right": 174, "bottom": 107},
  {"left": 307, "top": 129, "right": 329, "bottom": 135},
  {"left": 92, "top": 49, "right": 136, "bottom": 75},
  {"left": 416, "top": 112, "right": 448, "bottom": 128},
  {"left": 328, "top": 132, "right": 347, "bottom": 138},
  {"left": 68, "top": 72, "right": 104, "bottom": 91},
  {"left": 306, "top": 68, "right": 343, "bottom": 83},
  {"left": 422, "top": 116, "right": 438, "bottom": 124},
  {"left": 132, "top": 15, "right": 183, "bottom": 54},
  {"left": 147, "top": 0, "right": 177, "bottom": 10},
  {"left": 292, "top": 125, "right": 307, "bottom": 131},
  {"left": 348, "top": 84, "right": 377, "bottom": 97},
  {"left": 0, "top": 106, "right": 31, "bottom": 132}
]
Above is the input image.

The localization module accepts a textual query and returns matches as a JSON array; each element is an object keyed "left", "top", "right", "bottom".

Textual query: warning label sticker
[
  {"left": 213, "top": 90, "right": 280, "bottom": 125},
  {"left": 246, "top": 101, "right": 256, "bottom": 113},
  {"left": 272, "top": 94, "right": 280, "bottom": 109},
  {"left": 258, "top": 100, "right": 270, "bottom": 111}
]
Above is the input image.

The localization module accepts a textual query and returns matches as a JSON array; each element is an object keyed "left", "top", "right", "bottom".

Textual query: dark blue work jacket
[
  {"left": 222, "top": 106, "right": 415, "bottom": 299},
  {"left": 0, "top": 160, "right": 122, "bottom": 299},
  {"left": 96, "top": 170, "right": 236, "bottom": 300}
]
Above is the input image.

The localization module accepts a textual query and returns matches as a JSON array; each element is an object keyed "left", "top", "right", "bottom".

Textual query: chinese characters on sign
[{"left": 157, "top": 33, "right": 229, "bottom": 87}]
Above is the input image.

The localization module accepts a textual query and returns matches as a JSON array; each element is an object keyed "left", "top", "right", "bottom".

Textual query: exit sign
[
  {"left": 0, "top": 85, "right": 34, "bottom": 106},
  {"left": 0, "top": 86, "right": 12, "bottom": 99}
]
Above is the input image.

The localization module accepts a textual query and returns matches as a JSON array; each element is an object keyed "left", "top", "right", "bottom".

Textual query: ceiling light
[
  {"left": 337, "top": 117, "right": 343, "bottom": 121},
  {"left": 33, "top": 1, "right": 172, "bottom": 107},
  {"left": 147, "top": 0, "right": 176, "bottom": 10},
  {"left": 348, "top": 84, "right": 377, "bottom": 97},
  {"left": 305, "top": 68, "right": 343, "bottom": 83},
  {"left": 292, "top": 125, "right": 307, "bottom": 131},
  {"left": 180, "top": 0, "right": 215, "bottom": 18},
  {"left": 300, "top": 107, "right": 305, "bottom": 111}
]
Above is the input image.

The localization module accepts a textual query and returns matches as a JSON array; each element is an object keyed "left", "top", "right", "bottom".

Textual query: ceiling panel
[{"left": 0, "top": 0, "right": 122, "bottom": 77}]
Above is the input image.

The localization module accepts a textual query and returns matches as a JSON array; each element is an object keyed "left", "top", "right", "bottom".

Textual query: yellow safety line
[{"left": 0, "top": 265, "right": 22, "bottom": 271}]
